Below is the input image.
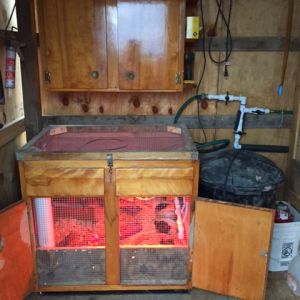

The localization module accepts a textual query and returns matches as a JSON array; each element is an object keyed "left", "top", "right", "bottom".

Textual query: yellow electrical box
[{"left": 186, "top": 16, "right": 200, "bottom": 39}]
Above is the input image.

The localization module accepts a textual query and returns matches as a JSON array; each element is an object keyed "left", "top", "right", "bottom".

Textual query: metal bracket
[
  {"left": 175, "top": 72, "right": 182, "bottom": 85},
  {"left": 107, "top": 153, "right": 113, "bottom": 183},
  {"left": 44, "top": 71, "right": 51, "bottom": 84}
]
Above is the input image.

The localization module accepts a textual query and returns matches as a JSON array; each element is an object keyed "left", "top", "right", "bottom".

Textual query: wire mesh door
[
  {"left": 32, "top": 197, "right": 105, "bottom": 286},
  {"left": 119, "top": 196, "right": 190, "bottom": 285}
]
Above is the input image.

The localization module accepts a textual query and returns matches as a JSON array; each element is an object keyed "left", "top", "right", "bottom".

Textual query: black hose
[{"left": 241, "top": 144, "right": 289, "bottom": 153}]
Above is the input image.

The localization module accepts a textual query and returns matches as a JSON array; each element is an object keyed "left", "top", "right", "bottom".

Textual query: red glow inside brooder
[
  {"left": 119, "top": 196, "right": 190, "bottom": 247},
  {"left": 33, "top": 197, "right": 105, "bottom": 249},
  {"left": 32, "top": 196, "right": 190, "bottom": 249},
  {"left": 33, "top": 127, "right": 185, "bottom": 152}
]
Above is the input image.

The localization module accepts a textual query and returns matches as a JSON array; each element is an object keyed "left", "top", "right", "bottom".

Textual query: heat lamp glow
[
  {"left": 119, "top": 196, "right": 190, "bottom": 247},
  {"left": 32, "top": 196, "right": 190, "bottom": 249}
]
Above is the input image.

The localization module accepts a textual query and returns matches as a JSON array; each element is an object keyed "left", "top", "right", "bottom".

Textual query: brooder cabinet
[
  {"left": 17, "top": 125, "right": 197, "bottom": 290},
  {"left": 38, "top": 0, "right": 185, "bottom": 91},
  {"left": 17, "top": 125, "right": 273, "bottom": 299}
]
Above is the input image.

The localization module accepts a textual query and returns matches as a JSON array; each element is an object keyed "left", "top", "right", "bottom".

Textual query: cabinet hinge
[
  {"left": 44, "top": 71, "right": 51, "bottom": 84},
  {"left": 175, "top": 72, "right": 182, "bottom": 85},
  {"left": 106, "top": 153, "right": 113, "bottom": 183}
]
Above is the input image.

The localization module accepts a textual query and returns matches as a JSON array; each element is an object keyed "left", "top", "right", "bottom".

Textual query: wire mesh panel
[
  {"left": 33, "top": 126, "right": 186, "bottom": 152},
  {"left": 32, "top": 197, "right": 105, "bottom": 286},
  {"left": 36, "top": 249, "right": 105, "bottom": 286},
  {"left": 120, "top": 248, "right": 188, "bottom": 285},
  {"left": 119, "top": 196, "right": 190, "bottom": 284},
  {"left": 32, "top": 197, "right": 105, "bottom": 248}
]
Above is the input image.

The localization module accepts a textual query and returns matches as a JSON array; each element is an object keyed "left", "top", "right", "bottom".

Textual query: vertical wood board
[{"left": 104, "top": 168, "right": 120, "bottom": 285}]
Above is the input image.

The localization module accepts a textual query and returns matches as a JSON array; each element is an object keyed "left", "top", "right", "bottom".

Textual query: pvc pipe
[
  {"left": 34, "top": 197, "right": 55, "bottom": 248},
  {"left": 174, "top": 197, "right": 184, "bottom": 240}
]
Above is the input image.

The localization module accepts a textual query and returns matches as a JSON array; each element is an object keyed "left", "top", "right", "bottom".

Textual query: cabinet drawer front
[
  {"left": 24, "top": 166, "right": 104, "bottom": 196},
  {"left": 116, "top": 168, "right": 193, "bottom": 196}
]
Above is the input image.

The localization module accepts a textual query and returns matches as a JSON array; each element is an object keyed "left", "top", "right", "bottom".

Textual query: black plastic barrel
[{"left": 199, "top": 149, "right": 285, "bottom": 207}]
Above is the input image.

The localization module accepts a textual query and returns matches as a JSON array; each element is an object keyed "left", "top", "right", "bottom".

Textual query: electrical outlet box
[{"left": 186, "top": 16, "right": 200, "bottom": 39}]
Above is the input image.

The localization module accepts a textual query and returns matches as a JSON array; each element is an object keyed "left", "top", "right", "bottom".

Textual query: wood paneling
[
  {"left": 24, "top": 162, "right": 104, "bottom": 196},
  {"left": 0, "top": 202, "right": 33, "bottom": 300},
  {"left": 118, "top": 0, "right": 185, "bottom": 91},
  {"left": 201, "top": 0, "right": 300, "bottom": 37},
  {"left": 192, "top": 198, "right": 274, "bottom": 300},
  {"left": 116, "top": 167, "right": 193, "bottom": 196},
  {"left": 39, "top": 0, "right": 107, "bottom": 89}
]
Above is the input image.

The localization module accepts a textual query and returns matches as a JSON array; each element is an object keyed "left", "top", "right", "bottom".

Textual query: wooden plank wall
[{"left": 40, "top": 0, "right": 300, "bottom": 173}]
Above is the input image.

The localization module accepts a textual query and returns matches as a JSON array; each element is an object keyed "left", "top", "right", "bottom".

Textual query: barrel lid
[{"left": 200, "top": 149, "right": 285, "bottom": 195}]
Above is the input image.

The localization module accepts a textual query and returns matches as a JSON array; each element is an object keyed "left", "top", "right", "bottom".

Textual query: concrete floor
[{"left": 26, "top": 272, "right": 299, "bottom": 300}]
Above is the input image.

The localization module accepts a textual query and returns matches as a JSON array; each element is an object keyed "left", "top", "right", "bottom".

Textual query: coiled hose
[{"left": 174, "top": 95, "right": 230, "bottom": 153}]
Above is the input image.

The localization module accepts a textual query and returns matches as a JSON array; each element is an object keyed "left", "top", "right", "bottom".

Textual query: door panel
[
  {"left": 192, "top": 198, "right": 274, "bottom": 300},
  {"left": 117, "top": 0, "right": 184, "bottom": 90},
  {"left": 40, "top": 0, "right": 107, "bottom": 89},
  {"left": 0, "top": 202, "right": 33, "bottom": 299}
]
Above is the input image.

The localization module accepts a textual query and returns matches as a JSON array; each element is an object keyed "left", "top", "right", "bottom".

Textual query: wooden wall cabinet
[{"left": 38, "top": 0, "right": 185, "bottom": 92}]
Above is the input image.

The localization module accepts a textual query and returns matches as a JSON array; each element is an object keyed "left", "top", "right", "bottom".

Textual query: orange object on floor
[{"left": 0, "top": 201, "right": 33, "bottom": 300}]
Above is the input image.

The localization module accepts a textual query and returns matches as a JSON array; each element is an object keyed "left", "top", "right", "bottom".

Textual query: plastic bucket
[{"left": 269, "top": 203, "right": 300, "bottom": 271}]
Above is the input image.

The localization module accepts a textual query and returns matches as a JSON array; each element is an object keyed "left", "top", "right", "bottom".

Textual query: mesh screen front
[
  {"left": 119, "top": 196, "right": 190, "bottom": 246},
  {"left": 119, "top": 196, "right": 190, "bottom": 285},
  {"left": 36, "top": 249, "right": 105, "bottom": 286},
  {"left": 32, "top": 197, "right": 105, "bottom": 248},
  {"left": 33, "top": 127, "right": 185, "bottom": 152}
]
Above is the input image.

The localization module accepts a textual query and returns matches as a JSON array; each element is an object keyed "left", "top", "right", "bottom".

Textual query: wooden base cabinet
[{"left": 16, "top": 125, "right": 274, "bottom": 299}]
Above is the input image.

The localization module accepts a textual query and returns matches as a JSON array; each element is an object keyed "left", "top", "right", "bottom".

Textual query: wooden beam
[
  {"left": 16, "top": 0, "right": 42, "bottom": 140},
  {"left": 42, "top": 114, "right": 292, "bottom": 129},
  {"left": 104, "top": 168, "right": 120, "bottom": 285},
  {"left": 0, "top": 117, "right": 25, "bottom": 148},
  {"left": 193, "top": 37, "right": 300, "bottom": 52}
]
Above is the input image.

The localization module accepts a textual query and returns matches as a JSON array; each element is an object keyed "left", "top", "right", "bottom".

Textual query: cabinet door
[
  {"left": 192, "top": 198, "right": 274, "bottom": 300},
  {"left": 39, "top": 0, "right": 107, "bottom": 89},
  {"left": 117, "top": 0, "right": 185, "bottom": 91},
  {"left": 0, "top": 202, "right": 33, "bottom": 299}
]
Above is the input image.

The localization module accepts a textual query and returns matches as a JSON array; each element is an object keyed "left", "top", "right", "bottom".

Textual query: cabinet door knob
[
  {"left": 90, "top": 70, "right": 99, "bottom": 79},
  {"left": 126, "top": 71, "right": 135, "bottom": 81}
]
